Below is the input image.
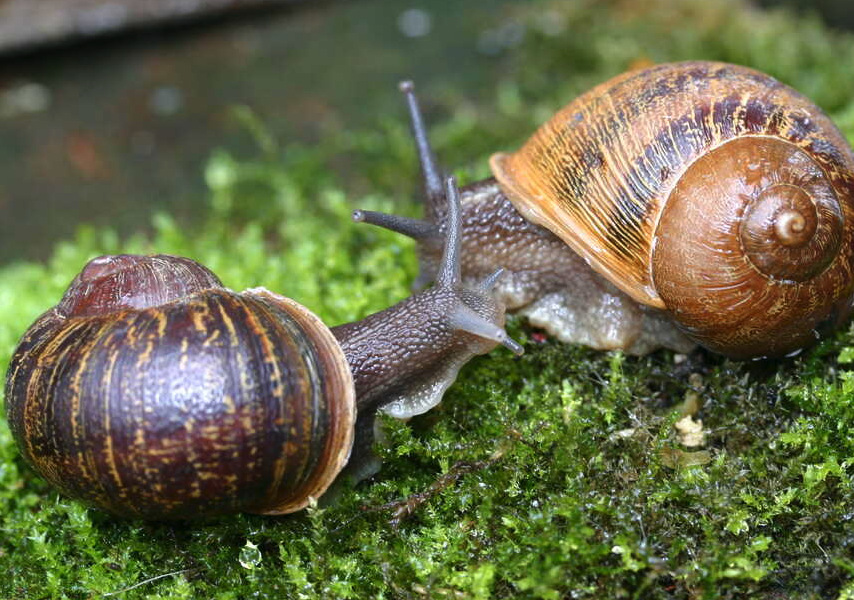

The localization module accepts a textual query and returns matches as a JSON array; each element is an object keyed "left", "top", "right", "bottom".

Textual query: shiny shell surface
[
  {"left": 491, "top": 61, "right": 854, "bottom": 309},
  {"left": 5, "top": 285, "right": 354, "bottom": 519}
]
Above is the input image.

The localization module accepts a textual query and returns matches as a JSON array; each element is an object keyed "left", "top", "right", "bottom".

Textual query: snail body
[
  {"left": 5, "top": 181, "right": 521, "bottom": 519},
  {"left": 390, "top": 62, "right": 854, "bottom": 358}
]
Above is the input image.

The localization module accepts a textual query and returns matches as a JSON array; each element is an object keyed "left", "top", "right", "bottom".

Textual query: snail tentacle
[
  {"left": 436, "top": 176, "right": 463, "bottom": 287},
  {"left": 479, "top": 267, "right": 506, "bottom": 292},
  {"left": 400, "top": 79, "right": 445, "bottom": 209},
  {"left": 351, "top": 209, "right": 441, "bottom": 249},
  {"left": 448, "top": 302, "right": 524, "bottom": 356}
]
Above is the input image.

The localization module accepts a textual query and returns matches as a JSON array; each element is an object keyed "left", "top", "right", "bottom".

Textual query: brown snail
[
  {"left": 4, "top": 179, "right": 522, "bottom": 520},
  {"left": 361, "top": 62, "right": 854, "bottom": 359}
]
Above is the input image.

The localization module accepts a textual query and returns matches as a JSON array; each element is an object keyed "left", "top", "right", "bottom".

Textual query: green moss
[{"left": 3, "top": 0, "right": 854, "bottom": 598}]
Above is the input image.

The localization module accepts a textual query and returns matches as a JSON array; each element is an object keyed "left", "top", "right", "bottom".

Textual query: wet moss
[{"left": 2, "top": 0, "right": 854, "bottom": 598}]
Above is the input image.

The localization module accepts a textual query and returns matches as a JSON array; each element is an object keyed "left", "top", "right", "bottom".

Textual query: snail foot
[{"left": 519, "top": 284, "right": 693, "bottom": 356}]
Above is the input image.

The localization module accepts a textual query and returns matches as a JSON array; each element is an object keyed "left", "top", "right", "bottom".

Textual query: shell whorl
[
  {"left": 491, "top": 61, "right": 854, "bottom": 357},
  {"left": 651, "top": 136, "right": 852, "bottom": 358},
  {"left": 5, "top": 255, "right": 354, "bottom": 518},
  {"left": 739, "top": 165, "right": 842, "bottom": 282},
  {"left": 58, "top": 254, "right": 225, "bottom": 317}
]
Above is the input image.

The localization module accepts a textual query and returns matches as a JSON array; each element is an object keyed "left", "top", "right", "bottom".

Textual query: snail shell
[
  {"left": 491, "top": 61, "right": 854, "bottom": 358},
  {"left": 5, "top": 255, "right": 355, "bottom": 519}
]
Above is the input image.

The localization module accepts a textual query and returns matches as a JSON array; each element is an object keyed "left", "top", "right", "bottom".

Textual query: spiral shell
[
  {"left": 5, "top": 255, "right": 355, "bottom": 518},
  {"left": 491, "top": 61, "right": 854, "bottom": 357}
]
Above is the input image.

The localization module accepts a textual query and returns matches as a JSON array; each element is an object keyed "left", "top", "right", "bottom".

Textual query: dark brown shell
[
  {"left": 651, "top": 136, "right": 852, "bottom": 357},
  {"left": 5, "top": 256, "right": 354, "bottom": 518},
  {"left": 491, "top": 61, "right": 854, "bottom": 357}
]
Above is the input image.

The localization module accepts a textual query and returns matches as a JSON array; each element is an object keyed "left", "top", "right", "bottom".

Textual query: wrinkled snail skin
[
  {"left": 415, "top": 178, "right": 692, "bottom": 355},
  {"left": 402, "top": 61, "right": 854, "bottom": 359},
  {"left": 5, "top": 180, "right": 521, "bottom": 520},
  {"left": 330, "top": 282, "right": 507, "bottom": 485}
]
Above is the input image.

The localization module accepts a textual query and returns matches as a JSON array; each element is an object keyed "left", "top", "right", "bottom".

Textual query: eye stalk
[{"left": 349, "top": 175, "right": 523, "bottom": 359}]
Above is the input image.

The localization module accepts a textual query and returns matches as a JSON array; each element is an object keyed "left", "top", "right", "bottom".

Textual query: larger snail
[
  {"left": 361, "top": 61, "right": 854, "bottom": 359},
  {"left": 4, "top": 179, "right": 522, "bottom": 519}
]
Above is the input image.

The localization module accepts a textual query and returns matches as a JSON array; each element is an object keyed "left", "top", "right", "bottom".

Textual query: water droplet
[
  {"left": 150, "top": 86, "right": 183, "bottom": 116},
  {"left": 398, "top": 9, "right": 432, "bottom": 38},
  {"left": 0, "top": 82, "right": 51, "bottom": 118},
  {"left": 239, "top": 540, "right": 262, "bottom": 570}
]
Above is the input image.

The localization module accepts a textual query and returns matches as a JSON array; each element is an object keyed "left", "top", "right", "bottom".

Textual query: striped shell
[
  {"left": 5, "top": 255, "right": 354, "bottom": 519},
  {"left": 491, "top": 61, "right": 854, "bottom": 358}
]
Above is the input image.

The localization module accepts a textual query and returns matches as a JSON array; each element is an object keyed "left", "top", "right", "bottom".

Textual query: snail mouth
[{"left": 739, "top": 180, "right": 842, "bottom": 282}]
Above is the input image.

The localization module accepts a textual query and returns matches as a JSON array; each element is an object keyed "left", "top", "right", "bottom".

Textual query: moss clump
[{"left": 3, "top": 0, "right": 854, "bottom": 598}]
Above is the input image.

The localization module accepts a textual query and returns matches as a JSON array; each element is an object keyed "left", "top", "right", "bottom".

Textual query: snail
[
  {"left": 4, "top": 178, "right": 523, "bottom": 520},
  {"left": 360, "top": 61, "right": 854, "bottom": 359}
]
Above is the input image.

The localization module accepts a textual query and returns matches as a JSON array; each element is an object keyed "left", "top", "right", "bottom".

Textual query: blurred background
[{"left": 0, "top": 0, "right": 850, "bottom": 264}]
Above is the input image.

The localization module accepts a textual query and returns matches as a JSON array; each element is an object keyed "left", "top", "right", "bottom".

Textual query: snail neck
[
  {"left": 330, "top": 278, "right": 509, "bottom": 488},
  {"left": 331, "top": 284, "right": 501, "bottom": 417}
]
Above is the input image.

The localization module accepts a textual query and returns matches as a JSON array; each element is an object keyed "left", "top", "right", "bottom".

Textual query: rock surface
[{"left": 0, "top": 0, "right": 294, "bottom": 53}]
